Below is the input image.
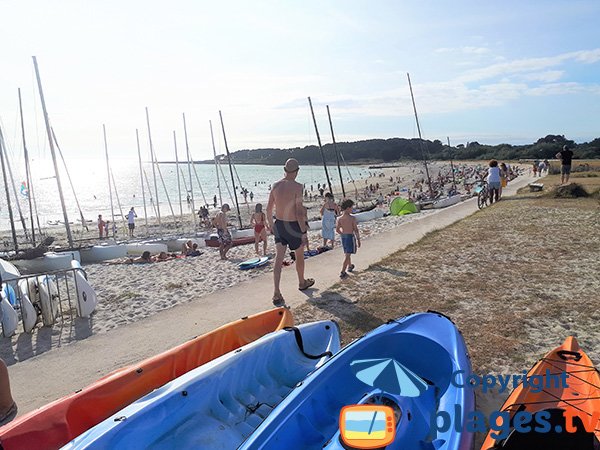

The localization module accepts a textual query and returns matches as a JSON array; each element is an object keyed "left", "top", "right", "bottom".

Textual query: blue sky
[{"left": 0, "top": 0, "right": 599, "bottom": 162}]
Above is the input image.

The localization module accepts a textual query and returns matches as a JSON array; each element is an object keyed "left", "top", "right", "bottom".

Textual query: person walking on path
[
  {"left": 320, "top": 192, "right": 339, "bottom": 248},
  {"left": 487, "top": 160, "right": 502, "bottom": 204},
  {"left": 212, "top": 204, "right": 233, "bottom": 260},
  {"left": 336, "top": 199, "right": 361, "bottom": 279},
  {"left": 97, "top": 214, "right": 106, "bottom": 239},
  {"left": 127, "top": 207, "right": 137, "bottom": 238},
  {"left": 556, "top": 145, "right": 574, "bottom": 184},
  {"left": 267, "top": 158, "right": 315, "bottom": 307}
]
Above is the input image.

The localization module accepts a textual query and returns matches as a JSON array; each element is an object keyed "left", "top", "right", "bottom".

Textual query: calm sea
[{"left": 0, "top": 158, "right": 369, "bottom": 231}]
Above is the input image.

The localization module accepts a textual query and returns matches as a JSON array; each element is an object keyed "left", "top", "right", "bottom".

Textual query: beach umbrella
[{"left": 350, "top": 358, "right": 428, "bottom": 397}]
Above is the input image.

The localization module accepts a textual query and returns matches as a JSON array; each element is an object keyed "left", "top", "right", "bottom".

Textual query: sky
[{"left": 0, "top": 0, "right": 599, "bottom": 163}]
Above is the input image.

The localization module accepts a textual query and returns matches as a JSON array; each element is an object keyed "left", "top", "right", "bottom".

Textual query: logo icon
[
  {"left": 339, "top": 405, "right": 396, "bottom": 449},
  {"left": 350, "top": 358, "right": 428, "bottom": 397},
  {"left": 338, "top": 358, "right": 429, "bottom": 448}
]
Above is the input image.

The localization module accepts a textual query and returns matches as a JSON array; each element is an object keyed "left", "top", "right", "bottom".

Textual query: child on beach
[
  {"left": 250, "top": 203, "right": 268, "bottom": 256},
  {"left": 336, "top": 199, "right": 361, "bottom": 279},
  {"left": 97, "top": 215, "right": 105, "bottom": 239},
  {"left": 212, "top": 204, "right": 232, "bottom": 260}
]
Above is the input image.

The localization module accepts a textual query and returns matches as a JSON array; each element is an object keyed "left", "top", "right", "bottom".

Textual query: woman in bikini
[{"left": 251, "top": 203, "right": 268, "bottom": 256}]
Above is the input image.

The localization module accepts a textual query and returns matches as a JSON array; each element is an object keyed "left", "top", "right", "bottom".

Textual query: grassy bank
[{"left": 293, "top": 169, "right": 600, "bottom": 444}]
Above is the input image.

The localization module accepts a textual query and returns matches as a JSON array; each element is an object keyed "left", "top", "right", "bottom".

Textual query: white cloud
[
  {"left": 520, "top": 71, "right": 564, "bottom": 82},
  {"left": 435, "top": 46, "right": 490, "bottom": 55},
  {"left": 458, "top": 48, "right": 600, "bottom": 83}
]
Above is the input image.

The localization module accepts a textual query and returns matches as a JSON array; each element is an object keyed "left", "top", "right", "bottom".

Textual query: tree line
[{"left": 205, "top": 134, "right": 600, "bottom": 165}]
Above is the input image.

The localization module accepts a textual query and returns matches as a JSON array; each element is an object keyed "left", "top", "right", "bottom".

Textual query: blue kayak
[
  {"left": 239, "top": 312, "right": 475, "bottom": 450},
  {"left": 63, "top": 321, "right": 340, "bottom": 449}
]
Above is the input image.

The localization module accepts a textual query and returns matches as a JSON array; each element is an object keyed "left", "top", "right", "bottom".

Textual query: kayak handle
[
  {"left": 285, "top": 326, "right": 333, "bottom": 360},
  {"left": 557, "top": 350, "right": 582, "bottom": 361}
]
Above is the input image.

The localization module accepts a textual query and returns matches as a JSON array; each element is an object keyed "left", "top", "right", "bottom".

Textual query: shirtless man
[
  {"left": 267, "top": 158, "right": 314, "bottom": 306},
  {"left": 213, "top": 204, "right": 232, "bottom": 260}
]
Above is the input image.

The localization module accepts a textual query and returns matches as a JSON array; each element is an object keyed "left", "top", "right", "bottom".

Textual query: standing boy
[
  {"left": 336, "top": 199, "right": 361, "bottom": 279},
  {"left": 127, "top": 207, "right": 137, "bottom": 238},
  {"left": 213, "top": 203, "right": 232, "bottom": 260}
]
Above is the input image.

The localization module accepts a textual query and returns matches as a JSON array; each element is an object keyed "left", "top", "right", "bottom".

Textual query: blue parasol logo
[{"left": 350, "top": 358, "right": 428, "bottom": 397}]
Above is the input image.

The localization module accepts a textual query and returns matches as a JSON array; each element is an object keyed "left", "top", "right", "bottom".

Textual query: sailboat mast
[
  {"left": 18, "top": 87, "right": 37, "bottom": 246},
  {"left": 135, "top": 129, "right": 149, "bottom": 234},
  {"left": 209, "top": 120, "right": 222, "bottom": 206},
  {"left": 4, "top": 141, "right": 30, "bottom": 240},
  {"left": 326, "top": 105, "right": 346, "bottom": 198},
  {"left": 447, "top": 136, "right": 456, "bottom": 189},
  {"left": 308, "top": 97, "right": 333, "bottom": 194},
  {"left": 102, "top": 124, "right": 116, "bottom": 237},
  {"left": 182, "top": 113, "right": 197, "bottom": 228},
  {"left": 145, "top": 107, "right": 161, "bottom": 229},
  {"left": 0, "top": 128, "right": 19, "bottom": 250},
  {"left": 32, "top": 56, "right": 74, "bottom": 247},
  {"left": 407, "top": 73, "right": 434, "bottom": 198},
  {"left": 173, "top": 131, "right": 183, "bottom": 219},
  {"left": 216, "top": 157, "right": 236, "bottom": 207},
  {"left": 218, "top": 110, "right": 242, "bottom": 229}
]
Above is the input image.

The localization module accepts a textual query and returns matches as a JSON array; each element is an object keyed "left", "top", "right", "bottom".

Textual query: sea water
[{"left": 0, "top": 158, "right": 369, "bottom": 230}]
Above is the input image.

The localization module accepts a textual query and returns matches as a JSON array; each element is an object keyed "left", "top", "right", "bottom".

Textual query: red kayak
[{"left": 0, "top": 308, "right": 293, "bottom": 450}]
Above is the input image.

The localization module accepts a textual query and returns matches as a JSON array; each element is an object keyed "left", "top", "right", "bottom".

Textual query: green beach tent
[{"left": 389, "top": 197, "right": 418, "bottom": 216}]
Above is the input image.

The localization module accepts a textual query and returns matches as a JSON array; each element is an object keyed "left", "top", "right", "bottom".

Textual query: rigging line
[
  {"left": 187, "top": 149, "right": 208, "bottom": 207},
  {"left": 5, "top": 141, "right": 30, "bottom": 240},
  {"left": 0, "top": 127, "right": 19, "bottom": 250},
  {"left": 231, "top": 162, "right": 251, "bottom": 215},
  {"left": 339, "top": 151, "right": 359, "bottom": 199},
  {"left": 52, "top": 127, "right": 89, "bottom": 232},
  {"left": 109, "top": 169, "right": 127, "bottom": 235},
  {"left": 153, "top": 155, "right": 177, "bottom": 224},
  {"left": 143, "top": 169, "right": 158, "bottom": 218},
  {"left": 110, "top": 167, "right": 126, "bottom": 228},
  {"left": 181, "top": 113, "right": 196, "bottom": 229},
  {"left": 216, "top": 157, "right": 235, "bottom": 208},
  {"left": 19, "top": 86, "right": 41, "bottom": 245},
  {"left": 135, "top": 129, "right": 149, "bottom": 234},
  {"left": 179, "top": 167, "right": 189, "bottom": 195}
]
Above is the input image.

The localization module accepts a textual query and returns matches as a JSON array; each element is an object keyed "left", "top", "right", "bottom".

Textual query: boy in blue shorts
[{"left": 336, "top": 199, "right": 361, "bottom": 279}]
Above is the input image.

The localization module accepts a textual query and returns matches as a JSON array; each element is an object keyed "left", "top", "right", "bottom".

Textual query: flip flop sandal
[
  {"left": 272, "top": 294, "right": 286, "bottom": 307},
  {"left": 298, "top": 278, "right": 315, "bottom": 291}
]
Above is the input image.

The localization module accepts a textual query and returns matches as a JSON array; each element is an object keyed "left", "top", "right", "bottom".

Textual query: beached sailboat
[{"left": 407, "top": 73, "right": 461, "bottom": 209}]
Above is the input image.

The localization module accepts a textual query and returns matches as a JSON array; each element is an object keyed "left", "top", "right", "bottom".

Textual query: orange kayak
[
  {"left": 0, "top": 308, "right": 292, "bottom": 450},
  {"left": 481, "top": 336, "right": 600, "bottom": 449}
]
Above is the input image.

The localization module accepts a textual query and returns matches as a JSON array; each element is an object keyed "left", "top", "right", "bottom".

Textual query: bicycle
[{"left": 474, "top": 179, "right": 489, "bottom": 209}]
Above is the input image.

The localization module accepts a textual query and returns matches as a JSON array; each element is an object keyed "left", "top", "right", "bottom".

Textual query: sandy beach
[
  {"left": 1, "top": 160, "right": 461, "bottom": 361},
  {"left": 10, "top": 160, "right": 592, "bottom": 431}
]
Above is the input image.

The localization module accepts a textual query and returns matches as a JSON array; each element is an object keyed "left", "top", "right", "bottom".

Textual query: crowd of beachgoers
[{"left": 0, "top": 159, "right": 529, "bottom": 360}]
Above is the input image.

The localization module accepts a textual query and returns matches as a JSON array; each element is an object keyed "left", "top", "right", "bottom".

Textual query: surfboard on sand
[
  {"left": 70, "top": 260, "right": 98, "bottom": 318},
  {"left": 238, "top": 256, "right": 270, "bottom": 270}
]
